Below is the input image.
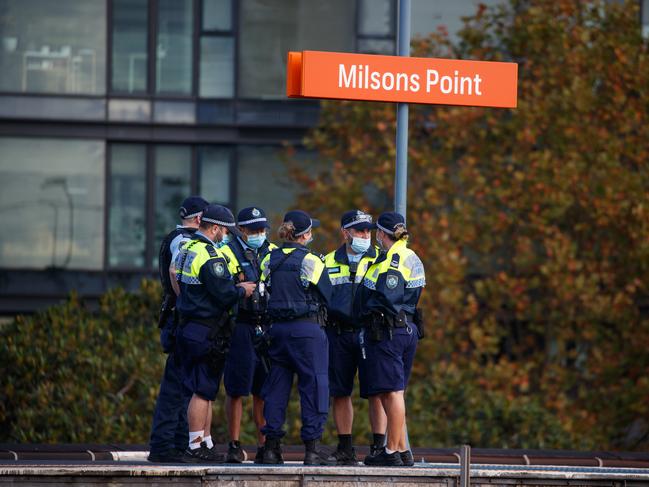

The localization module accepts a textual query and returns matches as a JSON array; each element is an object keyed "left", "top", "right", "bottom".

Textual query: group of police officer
[{"left": 148, "top": 196, "right": 426, "bottom": 467}]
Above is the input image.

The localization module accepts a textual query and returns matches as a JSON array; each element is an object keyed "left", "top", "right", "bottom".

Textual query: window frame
[
  {"left": 107, "top": 0, "right": 151, "bottom": 95},
  {"left": 105, "top": 140, "right": 236, "bottom": 271},
  {"left": 197, "top": 0, "right": 237, "bottom": 100},
  {"left": 355, "top": 0, "right": 397, "bottom": 55}
]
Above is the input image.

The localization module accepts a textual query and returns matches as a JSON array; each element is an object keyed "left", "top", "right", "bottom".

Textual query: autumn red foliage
[{"left": 288, "top": 0, "right": 649, "bottom": 450}]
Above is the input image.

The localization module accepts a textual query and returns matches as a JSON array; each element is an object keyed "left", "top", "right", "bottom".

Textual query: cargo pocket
[
  {"left": 290, "top": 329, "right": 315, "bottom": 339},
  {"left": 181, "top": 323, "right": 211, "bottom": 358},
  {"left": 316, "top": 373, "right": 329, "bottom": 414}
]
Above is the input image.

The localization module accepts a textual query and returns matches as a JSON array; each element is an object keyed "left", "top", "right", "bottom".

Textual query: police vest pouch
[
  {"left": 364, "top": 312, "right": 386, "bottom": 341},
  {"left": 394, "top": 311, "right": 408, "bottom": 328},
  {"left": 158, "top": 293, "right": 176, "bottom": 329},
  {"left": 414, "top": 307, "right": 425, "bottom": 339},
  {"left": 206, "top": 314, "right": 235, "bottom": 375},
  {"left": 364, "top": 310, "right": 410, "bottom": 341}
]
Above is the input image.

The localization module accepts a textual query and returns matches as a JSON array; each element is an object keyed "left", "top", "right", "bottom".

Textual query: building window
[
  {"left": 108, "top": 144, "right": 147, "bottom": 268},
  {"left": 199, "top": 0, "right": 235, "bottom": 98},
  {"left": 0, "top": 137, "right": 105, "bottom": 270},
  {"left": 238, "top": 0, "right": 356, "bottom": 98},
  {"left": 0, "top": 0, "right": 106, "bottom": 95},
  {"left": 111, "top": 0, "right": 149, "bottom": 94},
  {"left": 236, "top": 145, "right": 324, "bottom": 222},
  {"left": 203, "top": 0, "right": 232, "bottom": 31},
  {"left": 156, "top": 0, "right": 194, "bottom": 95},
  {"left": 198, "top": 146, "right": 232, "bottom": 204},
  {"left": 154, "top": 145, "right": 192, "bottom": 264},
  {"left": 200, "top": 37, "right": 235, "bottom": 98},
  {"left": 357, "top": 0, "right": 395, "bottom": 54}
]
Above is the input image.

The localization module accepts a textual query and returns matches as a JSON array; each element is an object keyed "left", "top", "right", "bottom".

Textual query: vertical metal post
[
  {"left": 460, "top": 444, "right": 471, "bottom": 487},
  {"left": 395, "top": 0, "right": 411, "bottom": 220},
  {"left": 396, "top": 3, "right": 413, "bottom": 455}
]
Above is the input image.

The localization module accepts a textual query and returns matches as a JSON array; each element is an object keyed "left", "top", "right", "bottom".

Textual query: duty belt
[
  {"left": 363, "top": 310, "right": 414, "bottom": 341},
  {"left": 364, "top": 310, "right": 413, "bottom": 328},
  {"left": 179, "top": 313, "right": 228, "bottom": 329},
  {"left": 327, "top": 318, "right": 357, "bottom": 333},
  {"left": 236, "top": 309, "right": 266, "bottom": 325},
  {"left": 272, "top": 310, "right": 325, "bottom": 325}
]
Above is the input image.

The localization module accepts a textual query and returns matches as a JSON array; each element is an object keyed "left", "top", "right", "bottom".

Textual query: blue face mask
[
  {"left": 305, "top": 235, "right": 314, "bottom": 246},
  {"left": 247, "top": 233, "right": 266, "bottom": 249},
  {"left": 350, "top": 236, "right": 371, "bottom": 254},
  {"left": 216, "top": 232, "right": 230, "bottom": 248}
]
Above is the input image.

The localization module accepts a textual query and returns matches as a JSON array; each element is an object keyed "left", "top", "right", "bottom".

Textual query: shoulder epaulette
[
  {"left": 206, "top": 245, "right": 218, "bottom": 258},
  {"left": 390, "top": 253, "right": 401, "bottom": 269}
]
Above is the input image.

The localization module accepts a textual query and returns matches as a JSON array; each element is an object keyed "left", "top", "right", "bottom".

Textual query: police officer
[
  {"left": 258, "top": 210, "right": 336, "bottom": 465},
  {"left": 148, "top": 196, "right": 208, "bottom": 463},
  {"left": 220, "top": 206, "right": 277, "bottom": 463},
  {"left": 324, "top": 210, "right": 387, "bottom": 465},
  {"left": 355, "top": 212, "right": 425, "bottom": 467},
  {"left": 175, "top": 204, "right": 256, "bottom": 463}
]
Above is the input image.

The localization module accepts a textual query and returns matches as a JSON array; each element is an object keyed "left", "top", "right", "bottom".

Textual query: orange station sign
[{"left": 287, "top": 50, "right": 518, "bottom": 108}]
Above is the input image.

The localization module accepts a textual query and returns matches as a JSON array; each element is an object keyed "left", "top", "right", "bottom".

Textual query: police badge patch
[
  {"left": 252, "top": 208, "right": 261, "bottom": 217},
  {"left": 213, "top": 261, "right": 225, "bottom": 277},
  {"left": 386, "top": 274, "right": 399, "bottom": 289}
]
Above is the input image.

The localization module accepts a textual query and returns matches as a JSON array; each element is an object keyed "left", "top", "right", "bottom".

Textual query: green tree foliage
[
  {"left": 289, "top": 0, "right": 649, "bottom": 450},
  {"left": 0, "top": 282, "right": 343, "bottom": 445},
  {"left": 0, "top": 283, "right": 163, "bottom": 442}
]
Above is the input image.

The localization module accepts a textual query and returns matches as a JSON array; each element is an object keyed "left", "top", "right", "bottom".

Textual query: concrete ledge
[{"left": 2, "top": 462, "right": 649, "bottom": 483}]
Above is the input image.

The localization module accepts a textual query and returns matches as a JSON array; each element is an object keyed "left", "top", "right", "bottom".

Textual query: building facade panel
[{"left": 0, "top": 0, "right": 523, "bottom": 313}]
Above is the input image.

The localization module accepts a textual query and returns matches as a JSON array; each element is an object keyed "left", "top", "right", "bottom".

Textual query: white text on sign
[{"left": 338, "top": 64, "right": 483, "bottom": 96}]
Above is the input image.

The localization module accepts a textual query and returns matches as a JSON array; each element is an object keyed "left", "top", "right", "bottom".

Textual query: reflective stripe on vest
[
  {"left": 363, "top": 240, "right": 426, "bottom": 290},
  {"left": 176, "top": 240, "right": 220, "bottom": 285},
  {"left": 324, "top": 252, "right": 376, "bottom": 285},
  {"left": 222, "top": 239, "right": 278, "bottom": 282}
]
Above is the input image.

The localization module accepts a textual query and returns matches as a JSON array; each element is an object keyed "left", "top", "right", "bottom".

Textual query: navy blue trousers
[
  {"left": 326, "top": 328, "right": 367, "bottom": 398},
  {"left": 149, "top": 318, "right": 191, "bottom": 453},
  {"left": 359, "top": 323, "right": 418, "bottom": 399},
  {"left": 261, "top": 320, "right": 329, "bottom": 442},
  {"left": 224, "top": 321, "right": 268, "bottom": 397}
]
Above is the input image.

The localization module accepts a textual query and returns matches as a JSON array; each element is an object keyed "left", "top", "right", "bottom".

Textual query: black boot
[
  {"left": 254, "top": 445, "right": 265, "bottom": 464},
  {"left": 365, "top": 448, "right": 403, "bottom": 467},
  {"left": 262, "top": 437, "right": 284, "bottom": 464},
  {"left": 147, "top": 447, "right": 184, "bottom": 463},
  {"left": 200, "top": 441, "right": 226, "bottom": 463},
  {"left": 182, "top": 444, "right": 224, "bottom": 464},
  {"left": 303, "top": 439, "right": 337, "bottom": 466},
  {"left": 332, "top": 445, "right": 359, "bottom": 466},
  {"left": 400, "top": 449, "right": 415, "bottom": 466},
  {"left": 226, "top": 440, "right": 248, "bottom": 463},
  {"left": 364, "top": 444, "right": 383, "bottom": 465}
]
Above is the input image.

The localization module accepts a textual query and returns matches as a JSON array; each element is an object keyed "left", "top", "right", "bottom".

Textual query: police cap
[
  {"left": 376, "top": 211, "right": 406, "bottom": 236},
  {"left": 341, "top": 210, "right": 376, "bottom": 231},
  {"left": 179, "top": 196, "right": 209, "bottom": 219},
  {"left": 201, "top": 204, "right": 243, "bottom": 237},
  {"left": 238, "top": 206, "right": 271, "bottom": 231},
  {"left": 284, "top": 210, "right": 320, "bottom": 237}
]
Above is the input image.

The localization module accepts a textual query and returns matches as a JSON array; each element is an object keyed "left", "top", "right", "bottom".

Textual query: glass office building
[{"left": 5, "top": 0, "right": 642, "bottom": 313}]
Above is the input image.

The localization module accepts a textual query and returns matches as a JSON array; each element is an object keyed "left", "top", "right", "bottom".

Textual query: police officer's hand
[{"left": 237, "top": 281, "right": 256, "bottom": 298}]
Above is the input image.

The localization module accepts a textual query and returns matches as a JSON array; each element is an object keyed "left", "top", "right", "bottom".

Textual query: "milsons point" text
[{"left": 338, "top": 63, "right": 483, "bottom": 96}]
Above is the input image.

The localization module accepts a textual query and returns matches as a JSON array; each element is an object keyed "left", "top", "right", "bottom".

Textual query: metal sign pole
[
  {"left": 397, "top": 0, "right": 413, "bottom": 454},
  {"left": 395, "top": 0, "right": 411, "bottom": 220}
]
